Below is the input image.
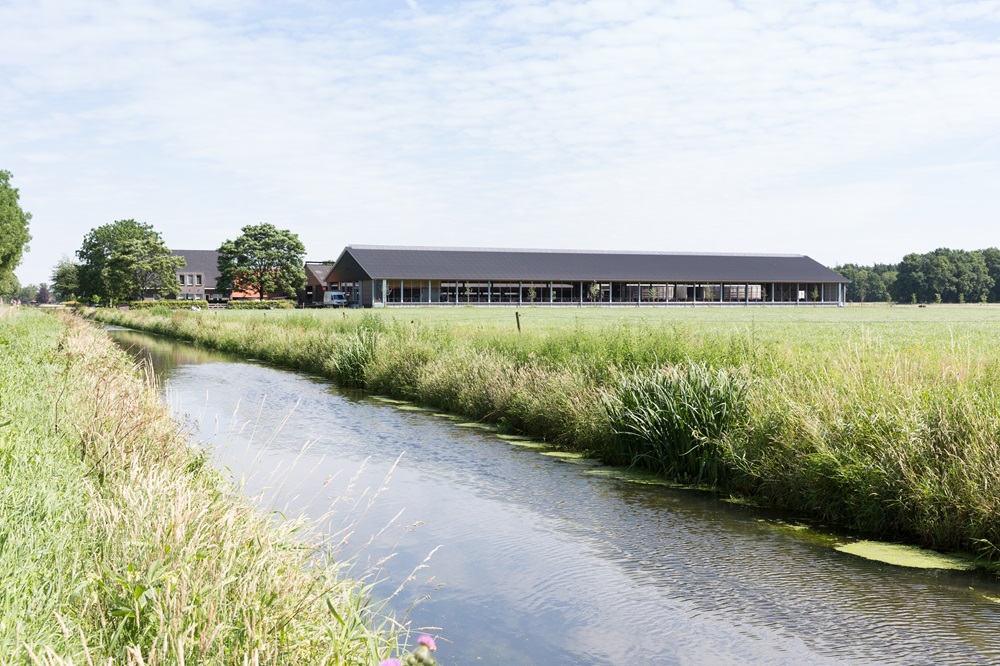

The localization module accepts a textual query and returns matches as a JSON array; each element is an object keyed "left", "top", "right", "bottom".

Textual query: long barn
[{"left": 325, "top": 245, "right": 849, "bottom": 307}]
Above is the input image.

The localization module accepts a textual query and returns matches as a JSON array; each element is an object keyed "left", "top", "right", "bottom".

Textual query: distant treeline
[{"left": 836, "top": 248, "right": 1000, "bottom": 304}]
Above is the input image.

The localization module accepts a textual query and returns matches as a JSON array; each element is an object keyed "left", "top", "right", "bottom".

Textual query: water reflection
[
  {"left": 110, "top": 328, "right": 230, "bottom": 376},
  {"left": 109, "top": 328, "right": 1000, "bottom": 665}
]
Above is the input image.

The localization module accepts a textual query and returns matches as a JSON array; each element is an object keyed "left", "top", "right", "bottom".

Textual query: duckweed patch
[
  {"left": 835, "top": 541, "right": 976, "bottom": 570},
  {"left": 585, "top": 468, "right": 686, "bottom": 488},
  {"left": 499, "top": 438, "right": 549, "bottom": 450},
  {"left": 759, "top": 520, "right": 843, "bottom": 548},
  {"left": 560, "top": 457, "right": 603, "bottom": 466},
  {"left": 539, "top": 451, "right": 587, "bottom": 460},
  {"left": 456, "top": 422, "right": 497, "bottom": 431},
  {"left": 495, "top": 434, "right": 536, "bottom": 442}
]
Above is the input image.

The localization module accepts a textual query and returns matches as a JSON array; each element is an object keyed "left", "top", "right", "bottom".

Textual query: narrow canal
[{"left": 109, "top": 328, "right": 1000, "bottom": 665}]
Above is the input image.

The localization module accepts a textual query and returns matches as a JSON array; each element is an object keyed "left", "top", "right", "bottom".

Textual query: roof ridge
[{"left": 346, "top": 244, "right": 804, "bottom": 258}]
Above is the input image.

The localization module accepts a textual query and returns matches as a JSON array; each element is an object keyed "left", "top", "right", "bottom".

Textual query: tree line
[
  {"left": 837, "top": 248, "right": 1000, "bottom": 304},
  {"left": 46, "top": 220, "right": 306, "bottom": 305}
]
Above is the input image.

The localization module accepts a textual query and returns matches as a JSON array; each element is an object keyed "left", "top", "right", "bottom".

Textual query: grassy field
[
  {"left": 91, "top": 303, "right": 1000, "bottom": 567},
  {"left": 0, "top": 310, "right": 402, "bottom": 664}
]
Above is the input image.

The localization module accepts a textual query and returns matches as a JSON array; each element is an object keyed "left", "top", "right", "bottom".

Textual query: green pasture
[{"left": 200, "top": 302, "right": 1000, "bottom": 358}]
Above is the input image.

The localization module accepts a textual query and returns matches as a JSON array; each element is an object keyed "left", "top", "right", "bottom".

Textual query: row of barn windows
[
  {"left": 179, "top": 274, "right": 203, "bottom": 286},
  {"left": 332, "top": 280, "right": 840, "bottom": 304}
]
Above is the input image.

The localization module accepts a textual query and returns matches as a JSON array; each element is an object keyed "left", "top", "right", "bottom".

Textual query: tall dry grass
[{"left": 0, "top": 310, "right": 400, "bottom": 664}]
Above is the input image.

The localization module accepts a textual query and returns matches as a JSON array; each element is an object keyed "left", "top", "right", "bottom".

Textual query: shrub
[
  {"left": 228, "top": 300, "right": 296, "bottom": 310},
  {"left": 128, "top": 300, "right": 208, "bottom": 310}
]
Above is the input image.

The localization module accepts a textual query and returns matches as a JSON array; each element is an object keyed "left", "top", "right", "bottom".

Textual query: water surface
[{"left": 110, "top": 328, "right": 1000, "bottom": 665}]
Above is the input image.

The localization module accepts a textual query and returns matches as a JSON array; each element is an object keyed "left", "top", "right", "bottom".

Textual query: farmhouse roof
[
  {"left": 171, "top": 250, "right": 221, "bottom": 289},
  {"left": 304, "top": 262, "right": 335, "bottom": 285},
  {"left": 328, "top": 245, "right": 849, "bottom": 283}
]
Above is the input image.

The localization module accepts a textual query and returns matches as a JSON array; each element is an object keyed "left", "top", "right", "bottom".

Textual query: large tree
[
  {"left": 18, "top": 284, "right": 38, "bottom": 303},
  {"left": 835, "top": 263, "right": 894, "bottom": 302},
  {"left": 77, "top": 219, "right": 184, "bottom": 304},
  {"left": 217, "top": 223, "right": 306, "bottom": 300},
  {"left": 981, "top": 248, "right": 1000, "bottom": 302},
  {"left": 0, "top": 271, "right": 20, "bottom": 301},
  {"left": 0, "top": 169, "right": 32, "bottom": 289},
  {"left": 891, "top": 248, "right": 993, "bottom": 303},
  {"left": 50, "top": 256, "right": 80, "bottom": 302},
  {"left": 36, "top": 283, "right": 51, "bottom": 304}
]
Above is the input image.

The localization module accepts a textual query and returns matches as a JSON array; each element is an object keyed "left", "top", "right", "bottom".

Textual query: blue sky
[{"left": 3, "top": 0, "right": 1000, "bottom": 286}]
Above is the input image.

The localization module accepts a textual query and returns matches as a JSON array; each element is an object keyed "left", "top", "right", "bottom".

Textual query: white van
[{"left": 323, "top": 290, "right": 349, "bottom": 308}]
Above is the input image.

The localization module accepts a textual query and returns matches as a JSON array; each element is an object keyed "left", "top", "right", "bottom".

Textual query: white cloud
[{"left": 2, "top": 0, "right": 1000, "bottom": 284}]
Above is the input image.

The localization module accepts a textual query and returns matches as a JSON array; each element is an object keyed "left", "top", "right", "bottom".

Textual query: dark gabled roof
[
  {"left": 304, "top": 262, "right": 334, "bottom": 285},
  {"left": 171, "top": 250, "right": 221, "bottom": 289},
  {"left": 328, "top": 245, "right": 849, "bottom": 284}
]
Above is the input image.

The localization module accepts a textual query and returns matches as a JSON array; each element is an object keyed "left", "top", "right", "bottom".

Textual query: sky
[{"left": 3, "top": 0, "right": 1000, "bottom": 286}]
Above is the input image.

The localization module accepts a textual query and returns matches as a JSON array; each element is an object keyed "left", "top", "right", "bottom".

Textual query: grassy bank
[
  {"left": 0, "top": 310, "right": 400, "bottom": 664},
  {"left": 90, "top": 305, "right": 1000, "bottom": 564}
]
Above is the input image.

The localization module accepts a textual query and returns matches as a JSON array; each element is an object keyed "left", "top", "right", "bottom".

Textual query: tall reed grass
[
  {"left": 603, "top": 363, "right": 748, "bottom": 484},
  {"left": 1, "top": 310, "right": 401, "bottom": 663},
  {"left": 89, "top": 307, "right": 1000, "bottom": 562}
]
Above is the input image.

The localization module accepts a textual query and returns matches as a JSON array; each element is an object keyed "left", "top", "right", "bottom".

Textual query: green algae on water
[
  {"left": 456, "top": 422, "right": 497, "bottom": 431},
  {"left": 497, "top": 437, "right": 549, "bottom": 449},
  {"left": 759, "top": 520, "right": 842, "bottom": 548},
  {"left": 561, "top": 457, "right": 602, "bottom": 466},
  {"left": 539, "top": 451, "right": 586, "bottom": 460},
  {"left": 585, "top": 468, "right": 684, "bottom": 488},
  {"left": 835, "top": 540, "right": 976, "bottom": 570},
  {"left": 371, "top": 396, "right": 406, "bottom": 404}
]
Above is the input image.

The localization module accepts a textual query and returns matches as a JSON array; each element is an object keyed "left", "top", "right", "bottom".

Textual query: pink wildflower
[
  {"left": 380, "top": 660, "right": 400, "bottom": 666},
  {"left": 417, "top": 634, "right": 437, "bottom": 651}
]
